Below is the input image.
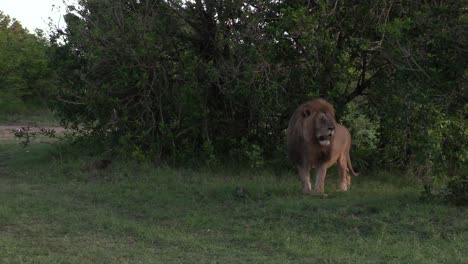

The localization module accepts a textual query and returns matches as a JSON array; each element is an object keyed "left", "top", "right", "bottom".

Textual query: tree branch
[{"left": 344, "top": 63, "right": 388, "bottom": 105}]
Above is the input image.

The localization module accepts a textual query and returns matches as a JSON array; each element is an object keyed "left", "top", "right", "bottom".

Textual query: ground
[{"left": 0, "top": 132, "right": 467, "bottom": 263}]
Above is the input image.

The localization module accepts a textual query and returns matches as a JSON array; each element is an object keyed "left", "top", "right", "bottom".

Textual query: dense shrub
[
  {"left": 0, "top": 12, "right": 56, "bottom": 113},
  {"left": 48, "top": 0, "right": 465, "bottom": 183}
]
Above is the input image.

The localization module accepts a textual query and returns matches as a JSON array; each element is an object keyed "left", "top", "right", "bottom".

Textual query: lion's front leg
[
  {"left": 298, "top": 166, "right": 312, "bottom": 193},
  {"left": 314, "top": 166, "right": 327, "bottom": 193}
]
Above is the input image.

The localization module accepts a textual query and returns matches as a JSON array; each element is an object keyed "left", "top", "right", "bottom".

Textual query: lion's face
[
  {"left": 301, "top": 109, "right": 336, "bottom": 146},
  {"left": 314, "top": 112, "right": 336, "bottom": 146}
]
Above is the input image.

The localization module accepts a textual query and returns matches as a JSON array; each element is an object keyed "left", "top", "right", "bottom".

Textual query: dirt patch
[{"left": 0, "top": 125, "right": 66, "bottom": 142}]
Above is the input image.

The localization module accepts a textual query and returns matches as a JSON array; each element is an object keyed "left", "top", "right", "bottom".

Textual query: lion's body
[{"left": 287, "top": 99, "right": 357, "bottom": 193}]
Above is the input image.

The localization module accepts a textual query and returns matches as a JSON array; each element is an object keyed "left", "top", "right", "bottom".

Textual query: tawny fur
[{"left": 287, "top": 99, "right": 358, "bottom": 194}]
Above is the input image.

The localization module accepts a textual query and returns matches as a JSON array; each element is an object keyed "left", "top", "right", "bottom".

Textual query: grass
[{"left": 0, "top": 143, "right": 467, "bottom": 263}]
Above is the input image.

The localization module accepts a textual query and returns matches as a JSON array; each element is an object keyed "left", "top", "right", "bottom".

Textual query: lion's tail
[{"left": 347, "top": 154, "right": 359, "bottom": 176}]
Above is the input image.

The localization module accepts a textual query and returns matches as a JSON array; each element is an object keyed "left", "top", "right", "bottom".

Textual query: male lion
[{"left": 287, "top": 99, "right": 358, "bottom": 194}]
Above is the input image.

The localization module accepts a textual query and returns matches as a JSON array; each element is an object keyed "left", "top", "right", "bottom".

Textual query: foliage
[
  {"left": 13, "top": 125, "right": 60, "bottom": 147},
  {"left": 369, "top": 2, "right": 467, "bottom": 178},
  {"left": 0, "top": 12, "right": 57, "bottom": 113},
  {"left": 47, "top": 0, "right": 466, "bottom": 182},
  {"left": 340, "top": 100, "right": 379, "bottom": 169}
]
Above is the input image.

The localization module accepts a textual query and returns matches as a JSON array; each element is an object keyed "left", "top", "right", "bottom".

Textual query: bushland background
[
  {"left": 0, "top": 1, "right": 466, "bottom": 262},
  {"left": 2, "top": 0, "right": 466, "bottom": 194}
]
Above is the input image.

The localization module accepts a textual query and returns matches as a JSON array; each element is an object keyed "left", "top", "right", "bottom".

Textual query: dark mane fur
[{"left": 286, "top": 99, "right": 336, "bottom": 167}]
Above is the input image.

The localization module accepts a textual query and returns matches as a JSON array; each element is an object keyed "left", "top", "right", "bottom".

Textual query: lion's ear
[{"left": 302, "top": 109, "right": 311, "bottom": 118}]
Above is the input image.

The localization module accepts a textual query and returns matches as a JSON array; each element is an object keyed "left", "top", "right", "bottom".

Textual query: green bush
[
  {"left": 0, "top": 14, "right": 57, "bottom": 114},
  {"left": 50, "top": 1, "right": 465, "bottom": 181},
  {"left": 341, "top": 101, "right": 379, "bottom": 170}
]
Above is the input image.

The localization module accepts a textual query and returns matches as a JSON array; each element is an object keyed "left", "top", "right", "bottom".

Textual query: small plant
[
  {"left": 117, "top": 135, "right": 148, "bottom": 163},
  {"left": 245, "top": 143, "right": 264, "bottom": 169},
  {"left": 443, "top": 175, "right": 468, "bottom": 206},
  {"left": 202, "top": 140, "right": 219, "bottom": 167},
  {"left": 420, "top": 173, "right": 468, "bottom": 207},
  {"left": 14, "top": 125, "right": 59, "bottom": 147}
]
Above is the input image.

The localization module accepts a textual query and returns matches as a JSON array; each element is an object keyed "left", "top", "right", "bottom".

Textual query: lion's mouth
[{"left": 317, "top": 135, "right": 331, "bottom": 146}]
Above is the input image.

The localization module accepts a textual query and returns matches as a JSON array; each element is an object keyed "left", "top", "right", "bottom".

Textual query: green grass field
[{"left": 0, "top": 143, "right": 466, "bottom": 263}]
